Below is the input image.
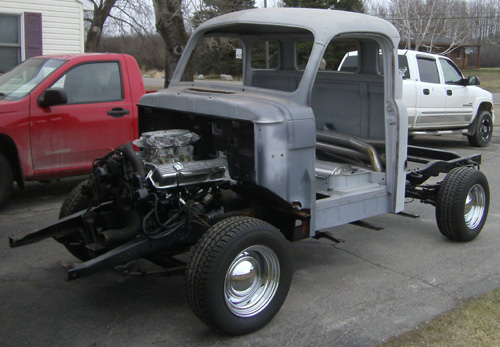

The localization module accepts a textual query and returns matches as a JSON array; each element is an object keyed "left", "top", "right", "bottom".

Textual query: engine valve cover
[{"left": 146, "top": 159, "right": 228, "bottom": 189}]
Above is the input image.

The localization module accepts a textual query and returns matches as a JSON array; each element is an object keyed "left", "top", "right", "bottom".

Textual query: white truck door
[
  {"left": 414, "top": 56, "right": 447, "bottom": 128},
  {"left": 399, "top": 54, "right": 417, "bottom": 128},
  {"left": 438, "top": 57, "right": 475, "bottom": 127}
]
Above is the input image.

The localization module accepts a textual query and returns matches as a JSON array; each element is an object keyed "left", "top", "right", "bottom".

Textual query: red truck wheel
[{"left": 0, "top": 154, "right": 13, "bottom": 208}]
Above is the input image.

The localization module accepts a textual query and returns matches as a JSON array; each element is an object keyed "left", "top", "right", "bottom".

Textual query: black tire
[
  {"left": 436, "top": 167, "right": 489, "bottom": 242},
  {"left": 0, "top": 154, "right": 13, "bottom": 209},
  {"left": 58, "top": 180, "right": 92, "bottom": 261},
  {"left": 186, "top": 216, "right": 292, "bottom": 335},
  {"left": 468, "top": 110, "right": 493, "bottom": 147}
]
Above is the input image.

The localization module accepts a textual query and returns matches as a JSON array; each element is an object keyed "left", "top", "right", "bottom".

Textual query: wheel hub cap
[
  {"left": 480, "top": 119, "right": 492, "bottom": 140},
  {"left": 224, "top": 245, "right": 280, "bottom": 317},
  {"left": 464, "top": 183, "right": 486, "bottom": 229}
]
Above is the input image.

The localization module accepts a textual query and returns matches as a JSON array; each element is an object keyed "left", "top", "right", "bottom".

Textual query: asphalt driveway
[{"left": 1, "top": 131, "right": 499, "bottom": 346}]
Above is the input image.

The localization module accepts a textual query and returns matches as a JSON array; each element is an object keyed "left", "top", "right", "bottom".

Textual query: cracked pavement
[{"left": 1, "top": 130, "right": 500, "bottom": 346}]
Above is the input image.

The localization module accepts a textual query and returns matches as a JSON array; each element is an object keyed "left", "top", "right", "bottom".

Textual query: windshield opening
[
  {"left": 179, "top": 24, "right": 314, "bottom": 93},
  {"left": 0, "top": 58, "right": 66, "bottom": 101},
  {"left": 182, "top": 36, "right": 244, "bottom": 84}
]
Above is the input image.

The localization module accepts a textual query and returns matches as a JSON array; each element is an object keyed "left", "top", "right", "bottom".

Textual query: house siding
[{"left": 0, "top": 0, "right": 84, "bottom": 58}]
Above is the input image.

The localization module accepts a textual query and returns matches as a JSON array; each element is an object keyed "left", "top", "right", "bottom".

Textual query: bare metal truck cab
[{"left": 10, "top": 9, "right": 490, "bottom": 335}]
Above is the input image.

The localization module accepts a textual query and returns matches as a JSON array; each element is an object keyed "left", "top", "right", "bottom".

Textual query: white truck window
[
  {"left": 398, "top": 55, "right": 410, "bottom": 79},
  {"left": 417, "top": 57, "right": 440, "bottom": 84},
  {"left": 439, "top": 58, "right": 463, "bottom": 84}
]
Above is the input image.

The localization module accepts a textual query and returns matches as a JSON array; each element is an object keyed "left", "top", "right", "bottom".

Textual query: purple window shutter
[{"left": 24, "top": 12, "right": 42, "bottom": 58}]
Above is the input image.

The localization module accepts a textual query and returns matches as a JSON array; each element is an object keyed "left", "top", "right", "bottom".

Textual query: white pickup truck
[{"left": 339, "top": 50, "right": 495, "bottom": 146}]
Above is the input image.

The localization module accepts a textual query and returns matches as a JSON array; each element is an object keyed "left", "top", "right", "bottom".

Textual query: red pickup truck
[{"left": 0, "top": 53, "right": 146, "bottom": 208}]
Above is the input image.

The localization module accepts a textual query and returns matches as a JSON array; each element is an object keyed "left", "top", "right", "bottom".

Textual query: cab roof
[
  {"left": 198, "top": 8, "right": 400, "bottom": 45},
  {"left": 31, "top": 53, "right": 127, "bottom": 61}
]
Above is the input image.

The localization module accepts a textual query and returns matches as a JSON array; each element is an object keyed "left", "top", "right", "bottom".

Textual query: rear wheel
[
  {"left": 58, "top": 180, "right": 93, "bottom": 261},
  {"left": 436, "top": 167, "right": 489, "bottom": 242},
  {"left": 186, "top": 216, "right": 292, "bottom": 335},
  {"left": 468, "top": 110, "right": 493, "bottom": 147},
  {"left": 0, "top": 154, "right": 13, "bottom": 209}
]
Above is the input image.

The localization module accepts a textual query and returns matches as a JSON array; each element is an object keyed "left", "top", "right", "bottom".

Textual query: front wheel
[
  {"left": 468, "top": 110, "right": 493, "bottom": 147},
  {"left": 58, "top": 180, "right": 93, "bottom": 261},
  {"left": 186, "top": 216, "right": 292, "bottom": 335},
  {"left": 436, "top": 167, "right": 489, "bottom": 242}
]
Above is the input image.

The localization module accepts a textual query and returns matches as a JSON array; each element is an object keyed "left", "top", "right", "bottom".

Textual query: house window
[
  {"left": 0, "top": 14, "right": 21, "bottom": 73},
  {"left": 456, "top": 50, "right": 462, "bottom": 60}
]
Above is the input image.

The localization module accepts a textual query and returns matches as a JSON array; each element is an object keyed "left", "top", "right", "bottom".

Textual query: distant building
[
  {"left": 445, "top": 45, "right": 480, "bottom": 69},
  {"left": 0, "top": 0, "right": 93, "bottom": 73},
  {"left": 399, "top": 36, "right": 480, "bottom": 69}
]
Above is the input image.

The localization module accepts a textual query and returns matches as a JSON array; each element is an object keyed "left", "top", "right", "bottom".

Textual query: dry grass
[
  {"left": 141, "top": 69, "right": 164, "bottom": 79},
  {"left": 379, "top": 289, "right": 500, "bottom": 347}
]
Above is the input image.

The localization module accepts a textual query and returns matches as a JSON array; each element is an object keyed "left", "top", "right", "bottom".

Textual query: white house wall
[{"left": 0, "top": 0, "right": 84, "bottom": 58}]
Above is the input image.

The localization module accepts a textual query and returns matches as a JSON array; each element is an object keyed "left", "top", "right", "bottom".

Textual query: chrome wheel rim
[
  {"left": 480, "top": 118, "right": 492, "bottom": 140},
  {"left": 464, "top": 184, "right": 486, "bottom": 229},
  {"left": 224, "top": 245, "right": 280, "bottom": 317}
]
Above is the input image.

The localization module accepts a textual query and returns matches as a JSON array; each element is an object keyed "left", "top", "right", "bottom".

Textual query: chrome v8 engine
[
  {"left": 51, "top": 129, "right": 234, "bottom": 260},
  {"left": 135, "top": 129, "right": 228, "bottom": 189},
  {"left": 146, "top": 159, "right": 228, "bottom": 189}
]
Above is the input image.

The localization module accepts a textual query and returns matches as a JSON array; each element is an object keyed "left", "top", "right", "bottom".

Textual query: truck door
[
  {"left": 399, "top": 54, "right": 417, "bottom": 127},
  {"left": 30, "top": 59, "right": 135, "bottom": 175},
  {"left": 438, "top": 57, "right": 474, "bottom": 127},
  {"left": 414, "top": 56, "right": 447, "bottom": 128}
]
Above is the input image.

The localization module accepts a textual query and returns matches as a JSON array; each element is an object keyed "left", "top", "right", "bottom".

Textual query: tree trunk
[
  {"left": 85, "top": 0, "right": 118, "bottom": 52},
  {"left": 152, "top": 0, "right": 193, "bottom": 88}
]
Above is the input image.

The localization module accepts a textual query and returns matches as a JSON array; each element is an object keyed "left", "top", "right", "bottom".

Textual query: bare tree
[
  {"left": 367, "top": 0, "right": 472, "bottom": 54},
  {"left": 390, "top": 0, "right": 446, "bottom": 51},
  {"left": 434, "top": 0, "right": 470, "bottom": 55},
  {"left": 152, "top": 0, "right": 193, "bottom": 87},
  {"left": 468, "top": 0, "right": 500, "bottom": 45},
  {"left": 365, "top": 0, "right": 500, "bottom": 66},
  {"left": 191, "top": 0, "right": 255, "bottom": 28},
  {"left": 86, "top": 0, "right": 119, "bottom": 52},
  {"left": 106, "top": 0, "right": 156, "bottom": 35},
  {"left": 86, "top": 0, "right": 159, "bottom": 52}
]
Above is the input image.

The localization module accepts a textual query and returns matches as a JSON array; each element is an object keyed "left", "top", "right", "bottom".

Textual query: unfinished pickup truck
[{"left": 10, "top": 9, "right": 490, "bottom": 335}]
